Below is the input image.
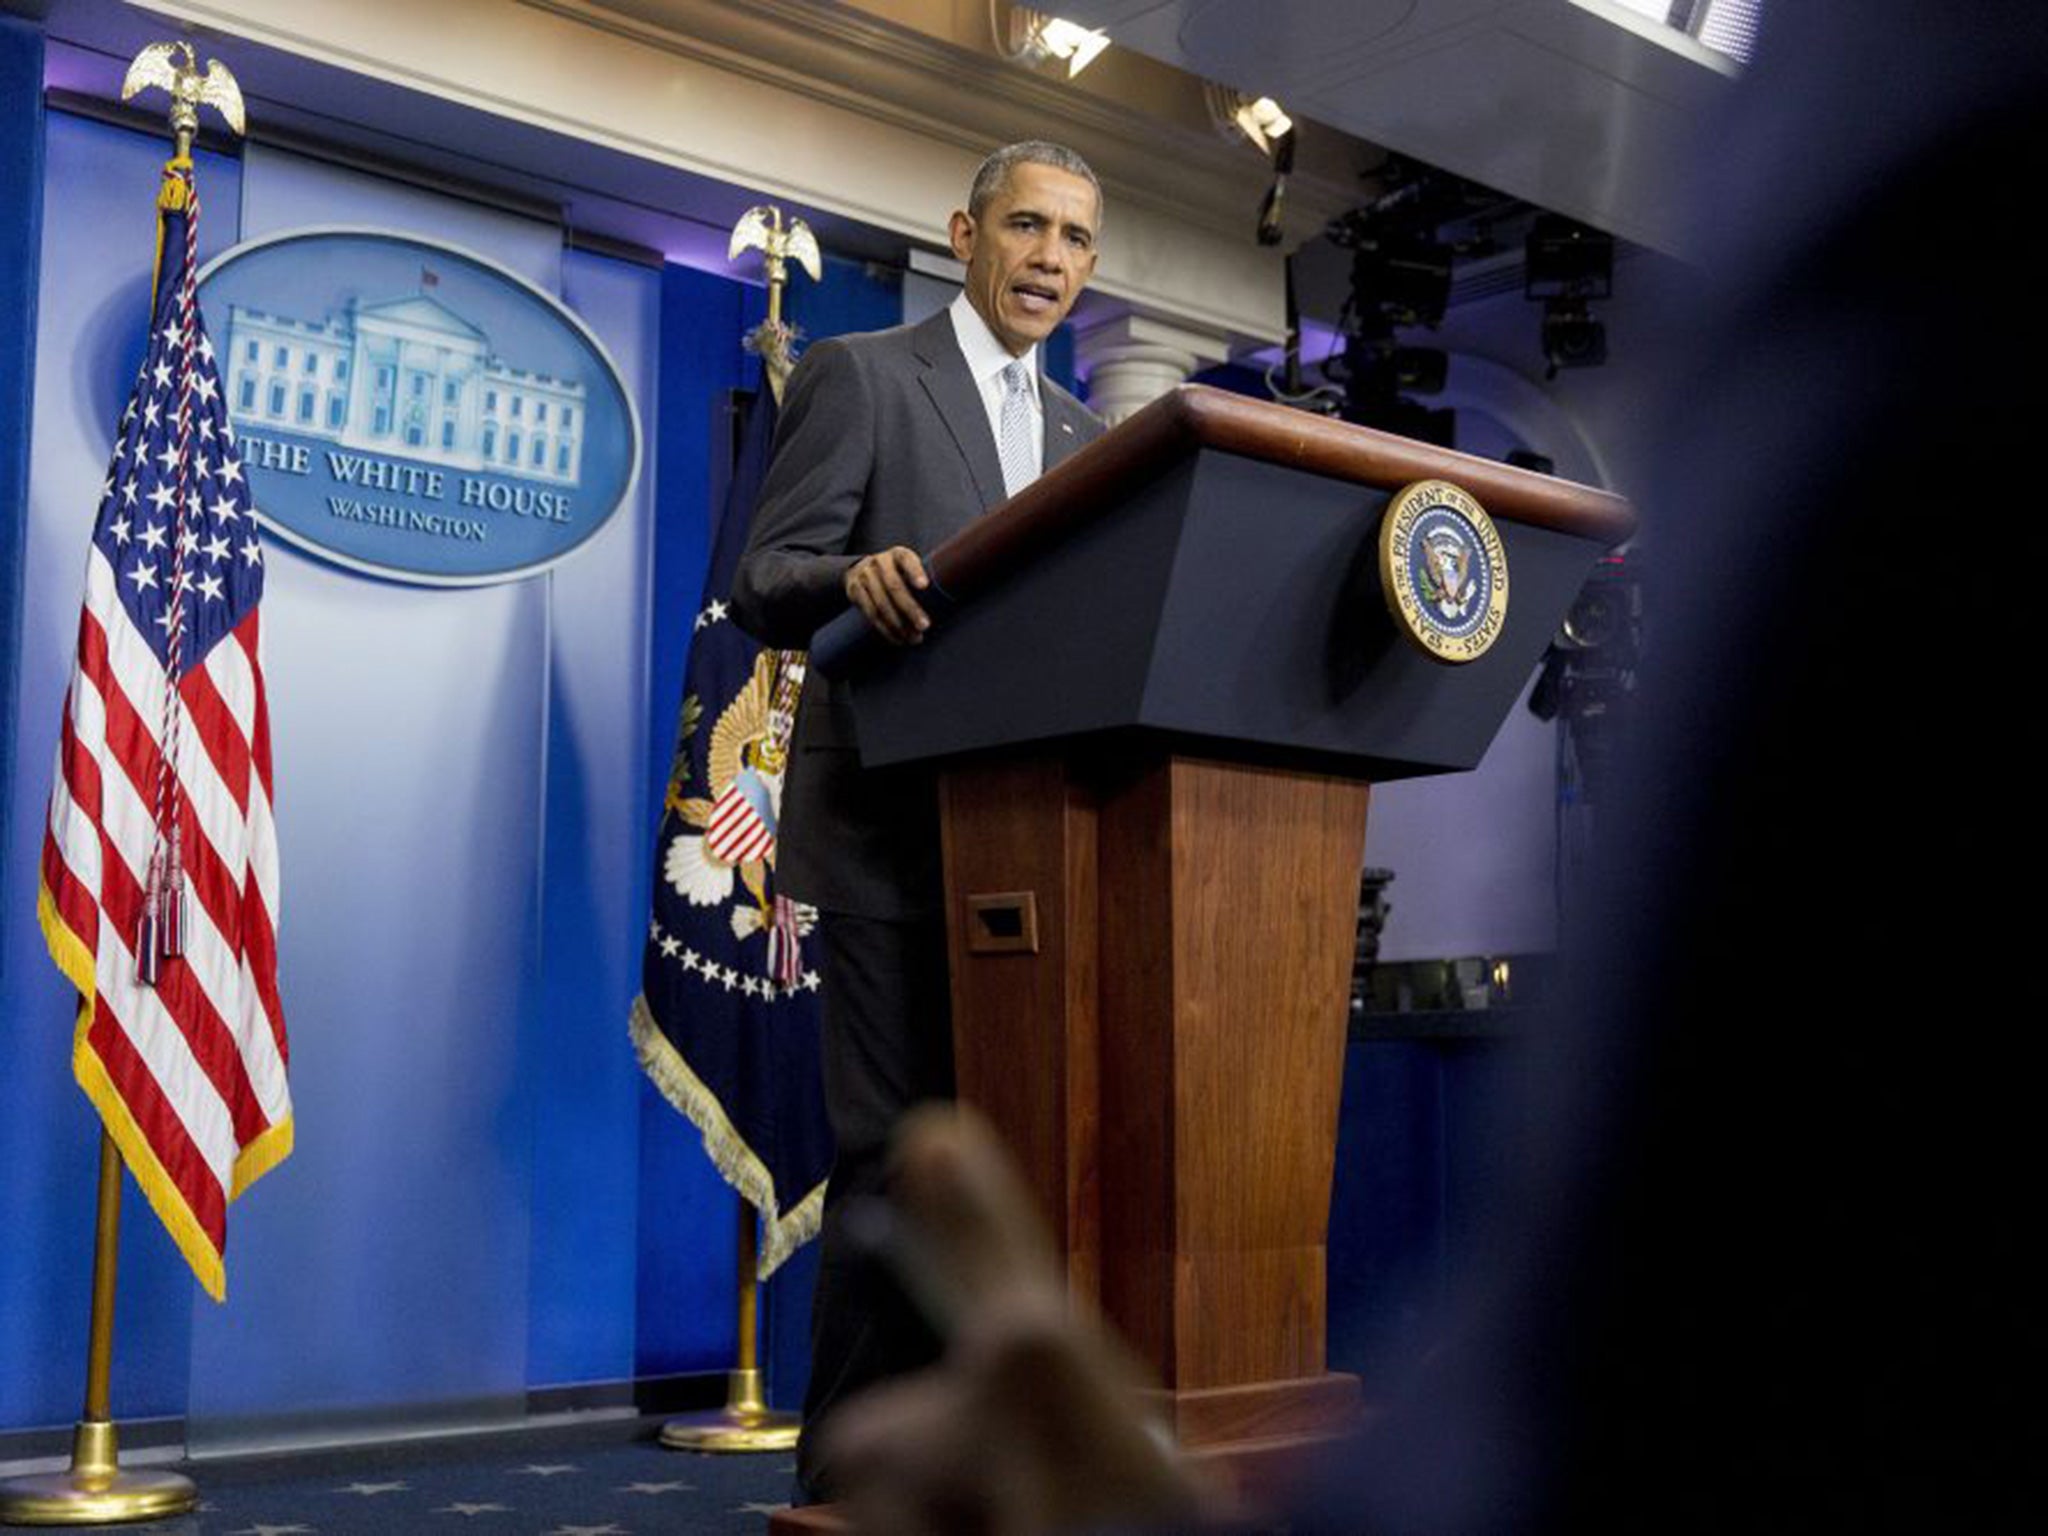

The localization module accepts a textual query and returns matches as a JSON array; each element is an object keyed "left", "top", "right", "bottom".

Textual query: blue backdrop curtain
[{"left": 0, "top": 17, "right": 45, "bottom": 963}]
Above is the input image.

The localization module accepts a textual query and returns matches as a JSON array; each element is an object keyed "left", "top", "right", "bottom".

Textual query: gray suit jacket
[{"left": 731, "top": 307, "right": 1103, "bottom": 919}]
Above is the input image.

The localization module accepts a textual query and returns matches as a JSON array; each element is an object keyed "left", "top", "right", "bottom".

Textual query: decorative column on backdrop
[{"left": 1075, "top": 312, "right": 1231, "bottom": 425}]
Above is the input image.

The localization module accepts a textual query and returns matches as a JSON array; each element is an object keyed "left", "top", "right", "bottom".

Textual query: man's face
[{"left": 949, "top": 162, "right": 1101, "bottom": 357}]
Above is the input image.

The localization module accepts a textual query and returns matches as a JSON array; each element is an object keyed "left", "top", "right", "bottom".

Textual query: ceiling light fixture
[
  {"left": 1233, "top": 96, "right": 1293, "bottom": 155},
  {"left": 1205, "top": 83, "right": 1294, "bottom": 157},
  {"left": 997, "top": 5, "right": 1113, "bottom": 78}
]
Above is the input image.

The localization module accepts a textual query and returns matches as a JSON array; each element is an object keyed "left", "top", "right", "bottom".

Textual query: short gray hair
[{"left": 967, "top": 141, "right": 1103, "bottom": 227}]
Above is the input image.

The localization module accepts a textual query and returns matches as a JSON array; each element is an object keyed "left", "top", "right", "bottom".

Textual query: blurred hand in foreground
[{"left": 823, "top": 1104, "right": 1217, "bottom": 1535}]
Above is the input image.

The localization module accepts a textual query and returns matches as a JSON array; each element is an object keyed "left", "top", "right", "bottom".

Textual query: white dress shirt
[{"left": 948, "top": 291, "right": 1042, "bottom": 487}]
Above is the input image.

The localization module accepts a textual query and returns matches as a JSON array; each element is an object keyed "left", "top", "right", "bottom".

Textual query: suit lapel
[
  {"left": 913, "top": 310, "right": 1007, "bottom": 512},
  {"left": 1042, "top": 388, "right": 1090, "bottom": 472}
]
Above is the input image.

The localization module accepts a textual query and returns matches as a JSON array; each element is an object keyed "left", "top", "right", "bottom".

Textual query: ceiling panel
[{"left": 1057, "top": 0, "right": 1735, "bottom": 255}]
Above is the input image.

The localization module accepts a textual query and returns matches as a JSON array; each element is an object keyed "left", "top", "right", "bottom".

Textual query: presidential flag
[
  {"left": 39, "top": 157, "right": 290, "bottom": 1302},
  {"left": 630, "top": 377, "right": 830, "bottom": 1279}
]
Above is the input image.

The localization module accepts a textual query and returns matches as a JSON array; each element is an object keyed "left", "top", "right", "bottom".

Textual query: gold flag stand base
[
  {"left": 659, "top": 1204, "right": 801, "bottom": 1454},
  {"left": 658, "top": 1367, "right": 800, "bottom": 1453},
  {"left": 1, "top": 1129, "right": 201, "bottom": 1527},
  {"left": 0, "top": 1422, "right": 197, "bottom": 1527}
]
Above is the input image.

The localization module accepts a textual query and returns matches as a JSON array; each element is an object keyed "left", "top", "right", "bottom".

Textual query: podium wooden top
[{"left": 929, "top": 383, "right": 1635, "bottom": 601}]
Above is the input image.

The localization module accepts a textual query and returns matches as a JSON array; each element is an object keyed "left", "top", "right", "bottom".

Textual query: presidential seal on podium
[{"left": 1378, "top": 478, "right": 1510, "bottom": 663}]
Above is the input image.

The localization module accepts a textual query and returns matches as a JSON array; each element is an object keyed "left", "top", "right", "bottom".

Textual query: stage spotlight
[
  {"left": 1332, "top": 337, "right": 1448, "bottom": 398},
  {"left": 1341, "top": 389, "right": 1455, "bottom": 448},
  {"left": 1207, "top": 84, "right": 1295, "bottom": 157},
  {"left": 1351, "top": 239, "right": 1452, "bottom": 326},
  {"left": 999, "top": 7, "right": 1111, "bottom": 77},
  {"left": 1524, "top": 213, "right": 1612, "bottom": 300},
  {"left": 1203, "top": 85, "right": 1298, "bottom": 245},
  {"left": 1527, "top": 553, "right": 1640, "bottom": 802},
  {"left": 1255, "top": 117, "right": 1296, "bottom": 246},
  {"left": 1391, "top": 346, "right": 1447, "bottom": 394},
  {"left": 1541, "top": 299, "right": 1606, "bottom": 379},
  {"left": 1559, "top": 571, "right": 1629, "bottom": 653},
  {"left": 1231, "top": 96, "right": 1294, "bottom": 155},
  {"left": 1256, "top": 176, "right": 1286, "bottom": 246}
]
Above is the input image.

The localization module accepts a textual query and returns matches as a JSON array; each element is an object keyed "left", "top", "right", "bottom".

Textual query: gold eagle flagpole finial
[
  {"left": 122, "top": 41, "right": 246, "bottom": 161},
  {"left": 729, "top": 205, "right": 822, "bottom": 400}
]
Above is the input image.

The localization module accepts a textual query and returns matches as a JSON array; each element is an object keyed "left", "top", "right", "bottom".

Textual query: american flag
[{"left": 38, "top": 161, "right": 290, "bottom": 1302}]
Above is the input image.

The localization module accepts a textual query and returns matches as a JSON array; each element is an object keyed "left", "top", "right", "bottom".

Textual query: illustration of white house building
[{"left": 224, "top": 293, "right": 586, "bottom": 485}]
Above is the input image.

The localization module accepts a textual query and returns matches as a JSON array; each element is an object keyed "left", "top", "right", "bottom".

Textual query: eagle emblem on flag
[{"left": 662, "top": 650, "right": 816, "bottom": 957}]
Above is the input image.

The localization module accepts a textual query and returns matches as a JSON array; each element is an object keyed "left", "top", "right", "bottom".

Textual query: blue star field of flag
[{"left": 96, "top": 207, "right": 262, "bottom": 677}]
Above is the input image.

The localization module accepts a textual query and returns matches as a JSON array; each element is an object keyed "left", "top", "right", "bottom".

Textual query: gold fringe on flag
[{"left": 630, "top": 994, "right": 825, "bottom": 1281}]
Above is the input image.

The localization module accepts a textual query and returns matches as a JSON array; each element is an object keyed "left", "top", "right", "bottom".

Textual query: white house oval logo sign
[{"left": 196, "top": 228, "right": 640, "bottom": 585}]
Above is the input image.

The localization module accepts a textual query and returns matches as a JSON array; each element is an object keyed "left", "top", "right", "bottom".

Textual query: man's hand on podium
[
  {"left": 824, "top": 1106, "right": 1214, "bottom": 1535},
  {"left": 844, "top": 546, "right": 933, "bottom": 645}
]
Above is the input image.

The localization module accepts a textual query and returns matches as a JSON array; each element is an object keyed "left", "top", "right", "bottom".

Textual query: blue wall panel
[
  {"left": 524, "top": 245, "right": 665, "bottom": 1391},
  {"left": 0, "top": 17, "right": 44, "bottom": 972},
  {"left": 633, "top": 262, "right": 757, "bottom": 1381},
  {"left": 180, "top": 145, "right": 568, "bottom": 1443}
]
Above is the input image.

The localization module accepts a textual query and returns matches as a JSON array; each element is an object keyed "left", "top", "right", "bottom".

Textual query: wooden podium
[{"left": 811, "top": 385, "right": 1635, "bottom": 1500}]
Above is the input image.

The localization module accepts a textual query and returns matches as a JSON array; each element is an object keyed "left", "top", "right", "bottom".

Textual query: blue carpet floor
[{"left": 56, "top": 1418, "right": 795, "bottom": 1535}]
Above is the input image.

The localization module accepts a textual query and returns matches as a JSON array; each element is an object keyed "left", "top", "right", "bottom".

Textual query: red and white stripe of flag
[
  {"left": 704, "top": 780, "right": 775, "bottom": 867},
  {"left": 40, "top": 544, "right": 290, "bottom": 1301}
]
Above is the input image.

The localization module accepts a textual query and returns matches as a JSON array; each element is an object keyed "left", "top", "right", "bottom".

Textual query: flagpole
[
  {"left": 0, "top": 41, "right": 250, "bottom": 1527},
  {"left": 658, "top": 1204, "right": 800, "bottom": 1452},
  {"left": 0, "top": 1135, "right": 200, "bottom": 1525},
  {"left": 654, "top": 206, "right": 823, "bottom": 1457}
]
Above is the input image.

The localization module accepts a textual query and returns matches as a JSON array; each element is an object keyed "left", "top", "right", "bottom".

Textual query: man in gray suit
[{"left": 731, "top": 140, "right": 1106, "bottom": 1498}]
